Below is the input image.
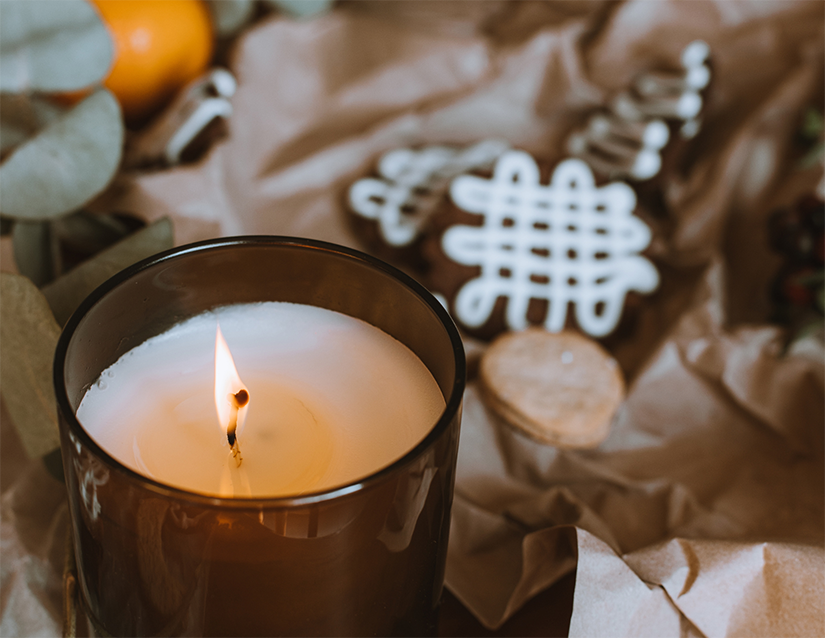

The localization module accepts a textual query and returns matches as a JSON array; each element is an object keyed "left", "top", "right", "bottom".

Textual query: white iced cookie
[
  {"left": 441, "top": 151, "right": 658, "bottom": 338},
  {"left": 480, "top": 328, "right": 625, "bottom": 448},
  {"left": 568, "top": 40, "right": 711, "bottom": 180},
  {"left": 348, "top": 140, "right": 509, "bottom": 247}
]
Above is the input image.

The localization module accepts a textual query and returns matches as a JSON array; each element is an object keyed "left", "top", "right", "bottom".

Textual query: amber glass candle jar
[{"left": 54, "top": 237, "right": 465, "bottom": 636}]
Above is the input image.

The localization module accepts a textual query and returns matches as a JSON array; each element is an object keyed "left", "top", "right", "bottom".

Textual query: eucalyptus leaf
[
  {"left": 207, "top": 0, "right": 255, "bottom": 37},
  {"left": 12, "top": 219, "right": 57, "bottom": 287},
  {"left": 35, "top": 98, "right": 69, "bottom": 125},
  {"left": 266, "top": 0, "right": 335, "bottom": 19},
  {"left": 53, "top": 209, "right": 133, "bottom": 256},
  {"left": 0, "top": 0, "right": 113, "bottom": 93},
  {"left": 43, "top": 217, "right": 174, "bottom": 326},
  {"left": 0, "top": 88, "right": 124, "bottom": 221},
  {"left": 0, "top": 272, "right": 62, "bottom": 458}
]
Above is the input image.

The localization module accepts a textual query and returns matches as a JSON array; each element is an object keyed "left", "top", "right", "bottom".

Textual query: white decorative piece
[
  {"left": 568, "top": 113, "right": 669, "bottom": 180},
  {"left": 568, "top": 40, "right": 711, "bottom": 180},
  {"left": 124, "top": 68, "right": 237, "bottom": 168},
  {"left": 348, "top": 140, "right": 509, "bottom": 246},
  {"left": 443, "top": 151, "right": 659, "bottom": 337},
  {"left": 627, "top": 39, "right": 711, "bottom": 139}
]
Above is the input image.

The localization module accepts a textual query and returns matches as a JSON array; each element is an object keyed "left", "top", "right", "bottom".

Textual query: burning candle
[
  {"left": 75, "top": 302, "right": 445, "bottom": 498},
  {"left": 56, "top": 237, "right": 465, "bottom": 637}
]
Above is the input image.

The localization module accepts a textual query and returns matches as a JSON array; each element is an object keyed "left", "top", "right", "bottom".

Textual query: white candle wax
[{"left": 76, "top": 302, "right": 446, "bottom": 498}]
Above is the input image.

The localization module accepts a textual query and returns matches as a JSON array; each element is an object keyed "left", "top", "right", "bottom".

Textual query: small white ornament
[
  {"left": 568, "top": 40, "right": 711, "bottom": 180},
  {"left": 124, "top": 68, "right": 237, "bottom": 168},
  {"left": 443, "top": 151, "right": 659, "bottom": 337},
  {"left": 348, "top": 140, "right": 509, "bottom": 246},
  {"left": 568, "top": 113, "right": 669, "bottom": 180}
]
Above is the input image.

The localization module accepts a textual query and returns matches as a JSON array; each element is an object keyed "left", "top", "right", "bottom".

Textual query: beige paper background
[{"left": 2, "top": 1, "right": 823, "bottom": 635}]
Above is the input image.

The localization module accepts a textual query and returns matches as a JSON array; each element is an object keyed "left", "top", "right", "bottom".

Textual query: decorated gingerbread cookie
[
  {"left": 567, "top": 40, "right": 711, "bottom": 182},
  {"left": 479, "top": 328, "right": 625, "bottom": 448},
  {"left": 425, "top": 150, "right": 659, "bottom": 340},
  {"left": 347, "top": 140, "right": 509, "bottom": 261}
]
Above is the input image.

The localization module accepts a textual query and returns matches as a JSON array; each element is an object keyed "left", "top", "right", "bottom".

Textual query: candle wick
[
  {"left": 227, "top": 389, "right": 249, "bottom": 467},
  {"left": 233, "top": 389, "right": 249, "bottom": 407},
  {"left": 230, "top": 438, "right": 243, "bottom": 467},
  {"left": 227, "top": 420, "right": 243, "bottom": 467}
]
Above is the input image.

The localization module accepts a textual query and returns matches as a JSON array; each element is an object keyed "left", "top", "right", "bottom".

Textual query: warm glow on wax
[{"left": 76, "top": 302, "right": 445, "bottom": 498}]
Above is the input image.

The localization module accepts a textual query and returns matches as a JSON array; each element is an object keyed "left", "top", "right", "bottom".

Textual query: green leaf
[
  {"left": 266, "top": 0, "right": 335, "bottom": 19},
  {"left": 12, "top": 219, "right": 59, "bottom": 287},
  {"left": 0, "top": 272, "right": 62, "bottom": 458},
  {"left": 0, "top": 0, "right": 113, "bottom": 93},
  {"left": 207, "top": 0, "right": 255, "bottom": 37},
  {"left": 0, "top": 88, "right": 124, "bottom": 221},
  {"left": 42, "top": 217, "right": 174, "bottom": 326},
  {"left": 53, "top": 209, "right": 133, "bottom": 256}
]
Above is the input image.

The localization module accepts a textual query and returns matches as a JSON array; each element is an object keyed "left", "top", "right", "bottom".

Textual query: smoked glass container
[{"left": 54, "top": 237, "right": 465, "bottom": 636}]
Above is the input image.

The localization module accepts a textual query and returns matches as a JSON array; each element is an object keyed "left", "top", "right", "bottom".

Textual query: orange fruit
[{"left": 89, "top": 0, "right": 214, "bottom": 126}]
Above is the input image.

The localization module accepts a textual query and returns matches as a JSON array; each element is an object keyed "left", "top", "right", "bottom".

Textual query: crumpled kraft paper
[
  {"left": 449, "top": 262, "right": 824, "bottom": 632},
  {"left": 571, "top": 530, "right": 825, "bottom": 638},
  {"left": 3, "top": 1, "right": 824, "bottom": 636}
]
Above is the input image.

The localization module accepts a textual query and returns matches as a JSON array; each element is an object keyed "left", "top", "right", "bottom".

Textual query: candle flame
[{"left": 214, "top": 323, "right": 249, "bottom": 447}]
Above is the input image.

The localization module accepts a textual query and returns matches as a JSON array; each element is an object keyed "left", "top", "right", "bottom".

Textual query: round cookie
[
  {"left": 479, "top": 328, "right": 625, "bottom": 448},
  {"left": 423, "top": 149, "right": 659, "bottom": 341}
]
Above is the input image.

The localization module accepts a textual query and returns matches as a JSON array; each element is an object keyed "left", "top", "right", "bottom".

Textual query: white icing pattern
[
  {"left": 568, "top": 40, "right": 711, "bottom": 180},
  {"left": 348, "top": 140, "right": 509, "bottom": 246},
  {"left": 443, "top": 151, "right": 659, "bottom": 337}
]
